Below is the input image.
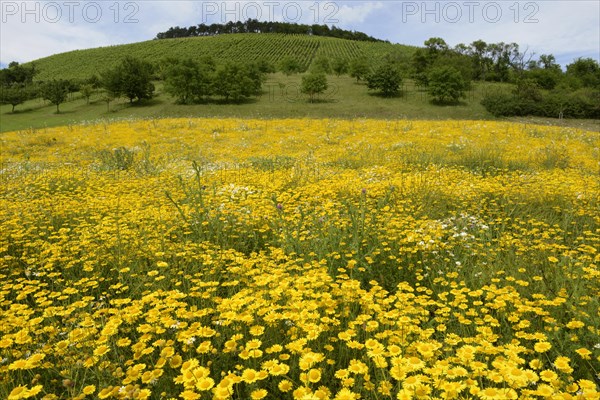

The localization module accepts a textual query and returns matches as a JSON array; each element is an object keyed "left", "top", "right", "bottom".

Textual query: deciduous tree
[
  {"left": 427, "top": 66, "right": 469, "bottom": 104},
  {"left": 301, "top": 72, "right": 328, "bottom": 102},
  {"left": 41, "top": 79, "right": 70, "bottom": 113},
  {"left": 366, "top": 63, "right": 402, "bottom": 97}
]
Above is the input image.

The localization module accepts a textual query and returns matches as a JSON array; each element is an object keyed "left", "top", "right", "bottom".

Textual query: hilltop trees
[{"left": 156, "top": 19, "right": 386, "bottom": 43}]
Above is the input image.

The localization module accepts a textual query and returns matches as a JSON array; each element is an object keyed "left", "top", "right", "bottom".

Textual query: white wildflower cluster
[{"left": 439, "top": 212, "right": 489, "bottom": 242}]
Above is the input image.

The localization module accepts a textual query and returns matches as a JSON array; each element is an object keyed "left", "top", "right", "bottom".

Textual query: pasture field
[{"left": 0, "top": 118, "right": 599, "bottom": 399}]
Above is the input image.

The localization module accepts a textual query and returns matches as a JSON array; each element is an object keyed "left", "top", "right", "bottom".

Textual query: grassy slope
[{"left": 29, "top": 34, "right": 415, "bottom": 81}]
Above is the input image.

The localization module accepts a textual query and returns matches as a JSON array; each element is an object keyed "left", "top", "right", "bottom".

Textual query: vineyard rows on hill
[{"left": 30, "top": 34, "right": 416, "bottom": 81}]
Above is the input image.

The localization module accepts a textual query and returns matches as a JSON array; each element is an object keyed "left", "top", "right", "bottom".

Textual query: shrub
[{"left": 427, "top": 66, "right": 469, "bottom": 104}]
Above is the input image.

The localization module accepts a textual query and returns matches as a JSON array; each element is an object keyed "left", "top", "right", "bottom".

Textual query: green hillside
[{"left": 30, "top": 34, "right": 416, "bottom": 81}]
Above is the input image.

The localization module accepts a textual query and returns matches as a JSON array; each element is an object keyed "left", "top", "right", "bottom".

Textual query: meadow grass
[{"left": 0, "top": 118, "right": 599, "bottom": 399}]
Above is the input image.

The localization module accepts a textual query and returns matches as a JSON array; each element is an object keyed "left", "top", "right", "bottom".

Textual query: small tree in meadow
[
  {"left": 100, "top": 90, "right": 115, "bottom": 112},
  {"left": 310, "top": 56, "right": 332, "bottom": 74},
  {"left": 213, "top": 62, "right": 261, "bottom": 102},
  {"left": 349, "top": 57, "right": 371, "bottom": 82},
  {"left": 278, "top": 56, "right": 302, "bottom": 75},
  {"left": 119, "top": 57, "right": 155, "bottom": 103},
  {"left": 0, "top": 85, "right": 29, "bottom": 113},
  {"left": 80, "top": 83, "right": 95, "bottom": 104},
  {"left": 331, "top": 57, "right": 349, "bottom": 76},
  {"left": 101, "top": 57, "right": 155, "bottom": 104},
  {"left": 41, "top": 79, "right": 70, "bottom": 113},
  {"left": 164, "top": 58, "right": 204, "bottom": 104},
  {"left": 366, "top": 63, "right": 403, "bottom": 97},
  {"left": 301, "top": 72, "right": 328, "bottom": 102}
]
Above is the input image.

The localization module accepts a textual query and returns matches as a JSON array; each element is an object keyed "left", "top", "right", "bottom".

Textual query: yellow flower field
[{"left": 1, "top": 118, "right": 599, "bottom": 399}]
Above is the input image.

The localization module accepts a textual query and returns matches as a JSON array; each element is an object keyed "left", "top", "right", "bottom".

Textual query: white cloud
[{"left": 335, "top": 2, "right": 385, "bottom": 26}]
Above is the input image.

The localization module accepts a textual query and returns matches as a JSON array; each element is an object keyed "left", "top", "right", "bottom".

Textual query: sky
[{"left": 1, "top": 0, "right": 599, "bottom": 69}]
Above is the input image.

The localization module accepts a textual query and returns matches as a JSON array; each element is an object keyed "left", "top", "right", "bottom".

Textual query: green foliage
[
  {"left": 349, "top": 57, "right": 371, "bottom": 82},
  {"left": 157, "top": 19, "right": 386, "bottom": 42},
  {"left": 481, "top": 86, "right": 600, "bottom": 119},
  {"left": 100, "top": 68, "right": 123, "bottom": 100},
  {"left": 101, "top": 57, "right": 155, "bottom": 104},
  {"left": 213, "top": 62, "right": 264, "bottom": 102},
  {"left": 514, "top": 78, "right": 542, "bottom": 102},
  {"left": 310, "top": 56, "right": 332, "bottom": 74},
  {"left": 480, "top": 90, "right": 520, "bottom": 116},
  {"left": 424, "top": 37, "right": 449, "bottom": 54},
  {"left": 278, "top": 56, "right": 302, "bottom": 75},
  {"left": 120, "top": 57, "right": 155, "bottom": 103},
  {"left": 156, "top": 56, "right": 267, "bottom": 104},
  {"left": 254, "top": 58, "right": 276, "bottom": 74},
  {"left": 99, "top": 90, "right": 115, "bottom": 112},
  {"left": 79, "top": 84, "right": 95, "bottom": 104},
  {"left": 301, "top": 72, "right": 328, "bottom": 102},
  {"left": 0, "top": 85, "right": 30, "bottom": 113},
  {"left": 0, "top": 62, "right": 39, "bottom": 113},
  {"left": 0, "top": 62, "right": 37, "bottom": 86},
  {"left": 525, "top": 68, "right": 562, "bottom": 90},
  {"left": 566, "top": 57, "right": 600, "bottom": 89},
  {"left": 537, "top": 54, "right": 561, "bottom": 71},
  {"left": 86, "top": 74, "right": 102, "bottom": 88},
  {"left": 542, "top": 89, "right": 600, "bottom": 119},
  {"left": 164, "top": 58, "right": 215, "bottom": 104},
  {"left": 427, "top": 66, "right": 469, "bottom": 104},
  {"left": 331, "top": 57, "right": 349, "bottom": 76},
  {"left": 411, "top": 48, "right": 430, "bottom": 86},
  {"left": 41, "top": 79, "right": 70, "bottom": 113},
  {"left": 366, "top": 63, "right": 403, "bottom": 97}
]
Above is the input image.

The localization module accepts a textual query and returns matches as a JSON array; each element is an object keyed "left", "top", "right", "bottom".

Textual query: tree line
[
  {"left": 410, "top": 37, "right": 599, "bottom": 117},
  {"left": 155, "top": 19, "right": 386, "bottom": 43},
  {"left": 0, "top": 56, "right": 273, "bottom": 113}
]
